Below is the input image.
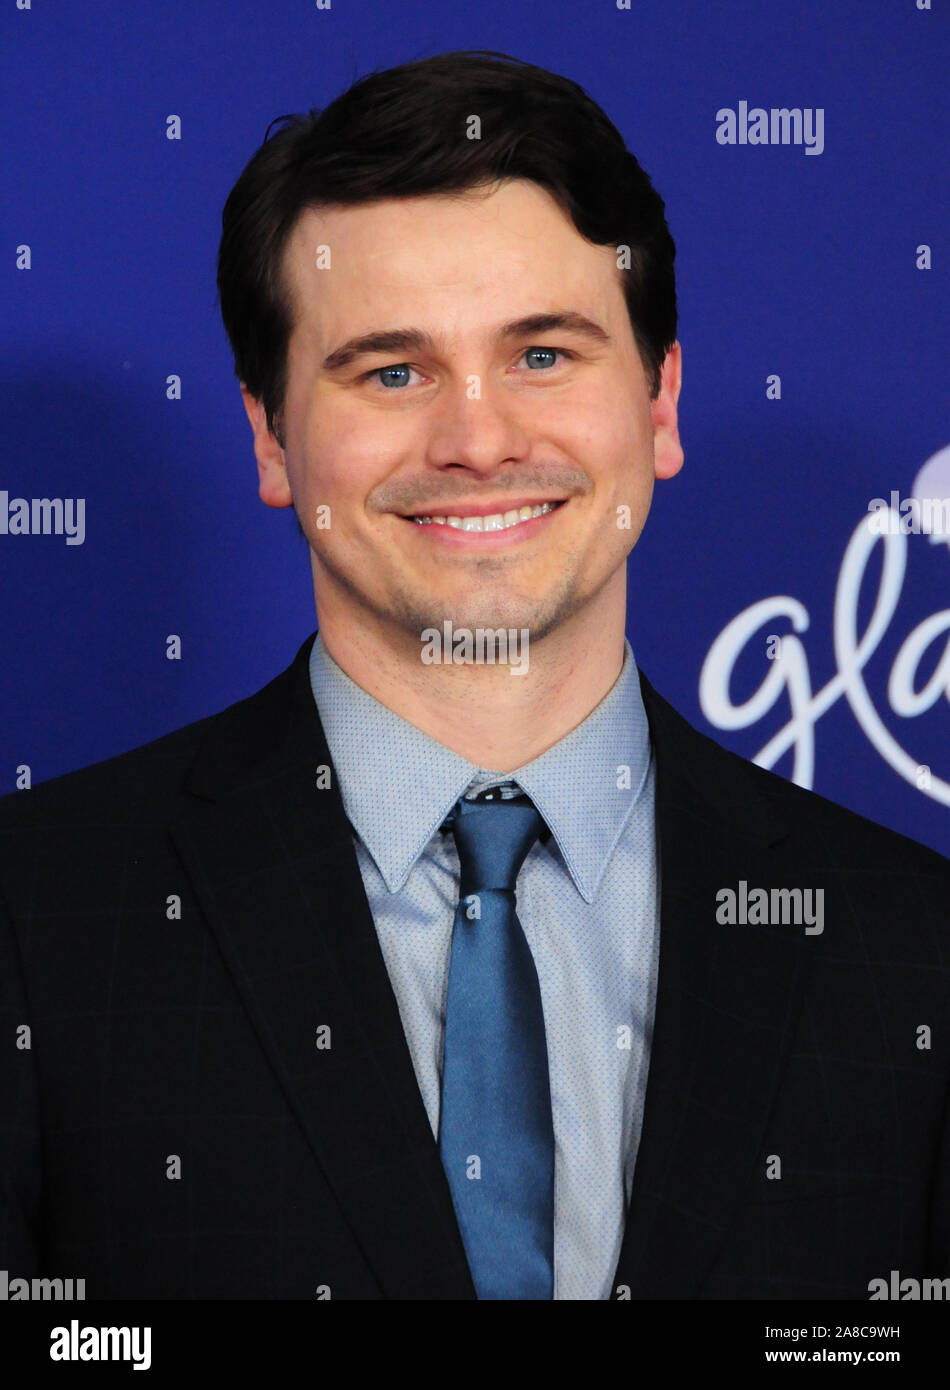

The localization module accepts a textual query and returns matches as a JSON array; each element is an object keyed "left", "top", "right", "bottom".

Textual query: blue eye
[
  {"left": 374, "top": 364, "right": 413, "bottom": 389},
  {"left": 524, "top": 347, "right": 559, "bottom": 369}
]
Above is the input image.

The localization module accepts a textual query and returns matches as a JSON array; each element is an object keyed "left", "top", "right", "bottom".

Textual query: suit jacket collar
[{"left": 172, "top": 629, "right": 811, "bottom": 1299}]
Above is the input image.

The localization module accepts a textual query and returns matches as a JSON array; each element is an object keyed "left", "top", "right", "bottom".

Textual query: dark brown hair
[{"left": 217, "top": 49, "right": 677, "bottom": 445}]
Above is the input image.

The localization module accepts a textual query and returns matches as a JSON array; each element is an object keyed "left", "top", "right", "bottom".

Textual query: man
[{"left": 1, "top": 50, "right": 948, "bottom": 1301}]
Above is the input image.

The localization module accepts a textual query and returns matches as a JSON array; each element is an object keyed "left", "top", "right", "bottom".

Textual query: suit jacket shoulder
[
  {"left": 0, "top": 645, "right": 306, "bottom": 832},
  {"left": 638, "top": 667, "right": 950, "bottom": 891}
]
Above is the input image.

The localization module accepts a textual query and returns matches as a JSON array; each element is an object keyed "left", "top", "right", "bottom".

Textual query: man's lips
[
  {"left": 395, "top": 497, "right": 568, "bottom": 545},
  {"left": 398, "top": 497, "right": 568, "bottom": 519}
]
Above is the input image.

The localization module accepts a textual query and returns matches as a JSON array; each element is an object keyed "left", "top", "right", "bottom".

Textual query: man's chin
[{"left": 389, "top": 590, "right": 581, "bottom": 650}]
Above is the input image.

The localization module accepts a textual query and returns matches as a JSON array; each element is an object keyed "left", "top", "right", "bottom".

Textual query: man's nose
[{"left": 420, "top": 374, "right": 533, "bottom": 476}]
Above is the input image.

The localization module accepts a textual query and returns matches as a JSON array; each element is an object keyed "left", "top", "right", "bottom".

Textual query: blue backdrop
[{"left": 2, "top": 0, "right": 948, "bottom": 856}]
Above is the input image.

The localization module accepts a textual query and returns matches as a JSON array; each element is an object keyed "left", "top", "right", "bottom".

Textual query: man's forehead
[
  {"left": 286, "top": 179, "right": 574, "bottom": 245},
  {"left": 281, "top": 184, "right": 624, "bottom": 343},
  {"left": 286, "top": 183, "right": 623, "bottom": 286}
]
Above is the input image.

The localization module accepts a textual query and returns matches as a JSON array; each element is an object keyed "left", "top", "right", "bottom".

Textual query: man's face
[{"left": 243, "top": 178, "right": 682, "bottom": 646}]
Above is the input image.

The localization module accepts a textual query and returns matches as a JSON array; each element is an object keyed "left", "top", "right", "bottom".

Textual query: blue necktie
[{"left": 438, "top": 787, "right": 555, "bottom": 1299}]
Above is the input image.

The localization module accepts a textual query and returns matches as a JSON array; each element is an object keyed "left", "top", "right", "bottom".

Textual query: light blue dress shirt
[{"left": 308, "top": 631, "right": 660, "bottom": 1300}]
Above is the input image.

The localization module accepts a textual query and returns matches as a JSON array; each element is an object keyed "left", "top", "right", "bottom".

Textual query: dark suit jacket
[{"left": 1, "top": 631, "right": 949, "bottom": 1299}]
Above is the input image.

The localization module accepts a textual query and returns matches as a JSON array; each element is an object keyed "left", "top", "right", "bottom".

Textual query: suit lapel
[
  {"left": 611, "top": 673, "right": 814, "bottom": 1298},
  {"left": 169, "top": 632, "right": 476, "bottom": 1300}
]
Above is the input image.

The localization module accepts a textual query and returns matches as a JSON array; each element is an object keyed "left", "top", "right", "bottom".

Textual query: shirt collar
[{"left": 308, "top": 631, "right": 652, "bottom": 903}]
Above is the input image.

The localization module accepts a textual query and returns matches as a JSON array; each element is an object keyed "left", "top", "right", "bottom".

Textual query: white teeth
[{"left": 412, "top": 501, "right": 561, "bottom": 530}]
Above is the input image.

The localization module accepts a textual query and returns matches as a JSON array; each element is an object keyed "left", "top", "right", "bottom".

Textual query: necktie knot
[{"left": 449, "top": 792, "right": 545, "bottom": 894}]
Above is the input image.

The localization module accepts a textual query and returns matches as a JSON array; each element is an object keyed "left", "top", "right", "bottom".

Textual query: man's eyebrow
[
  {"left": 499, "top": 312, "right": 611, "bottom": 347},
  {"left": 320, "top": 312, "right": 611, "bottom": 372}
]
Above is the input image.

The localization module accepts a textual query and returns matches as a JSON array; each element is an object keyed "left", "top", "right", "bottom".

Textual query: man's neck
[{"left": 313, "top": 583, "right": 629, "bottom": 773}]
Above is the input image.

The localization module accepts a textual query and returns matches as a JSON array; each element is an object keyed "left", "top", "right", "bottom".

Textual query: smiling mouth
[{"left": 405, "top": 500, "right": 566, "bottom": 532}]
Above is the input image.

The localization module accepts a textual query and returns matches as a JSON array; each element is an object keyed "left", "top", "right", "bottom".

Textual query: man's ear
[
  {"left": 651, "top": 342, "right": 684, "bottom": 482},
  {"left": 240, "top": 385, "right": 294, "bottom": 509}
]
